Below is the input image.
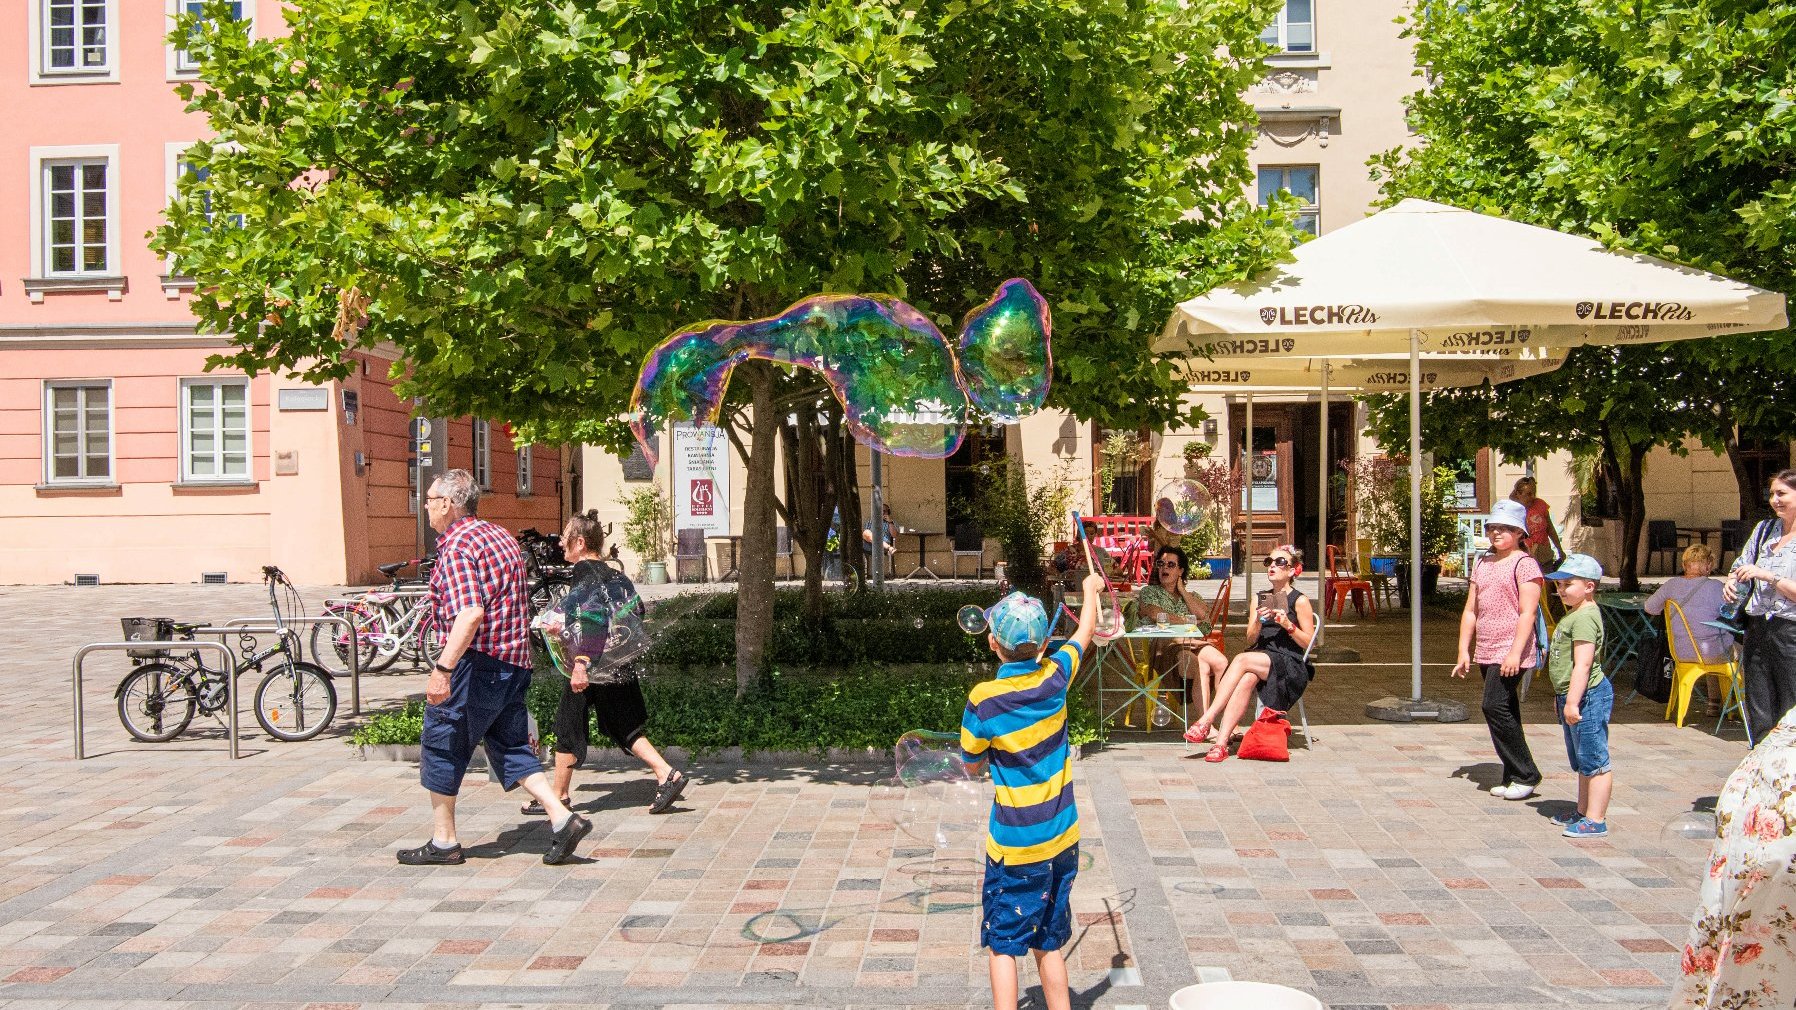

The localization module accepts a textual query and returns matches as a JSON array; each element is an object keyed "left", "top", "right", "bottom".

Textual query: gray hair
[{"left": 431, "top": 468, "right": 480, "bottom": 514}]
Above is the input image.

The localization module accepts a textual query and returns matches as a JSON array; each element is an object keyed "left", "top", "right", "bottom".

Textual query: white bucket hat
[{"left": 1486, "top": 498, "right": 1529, "bottom": 533}]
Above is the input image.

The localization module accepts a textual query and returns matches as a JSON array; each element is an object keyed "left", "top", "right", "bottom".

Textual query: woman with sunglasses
[
  {"left": 1136, "top": 546, "right": 1228, "bottom": 710},
  {"left": 1183, "top": 545, "right": 1315, "bottom": 762}
]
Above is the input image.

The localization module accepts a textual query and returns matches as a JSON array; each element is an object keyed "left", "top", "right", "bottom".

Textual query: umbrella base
[
  {"left": 1311, "top": 643, "right": 1360, "bottom": 664},
  {"left": 1365, "top": 696, "right": 1469, "bottom": 723}
]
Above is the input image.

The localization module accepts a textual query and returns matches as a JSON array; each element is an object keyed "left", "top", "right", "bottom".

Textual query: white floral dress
[{"left": 1671, "top": 708, "right": 1796, "bottom": 1009}]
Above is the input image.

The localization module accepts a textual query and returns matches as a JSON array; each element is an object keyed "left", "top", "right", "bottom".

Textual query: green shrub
[{"left": 348, "top": 699, "right": 426, "bottom": 746}]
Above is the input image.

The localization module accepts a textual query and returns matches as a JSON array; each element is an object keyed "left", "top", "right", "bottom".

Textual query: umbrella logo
[
  {"left": 1575, "top": 301, "right": 1595, "bottom": 319},
  {"left": 1259, "top": 307, "right": 1278, "bottom": 325}
]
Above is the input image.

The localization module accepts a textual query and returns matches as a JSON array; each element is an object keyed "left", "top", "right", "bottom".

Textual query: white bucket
[{"left": 1168, "top": 980, "right": 1324, "bottom": 1010}]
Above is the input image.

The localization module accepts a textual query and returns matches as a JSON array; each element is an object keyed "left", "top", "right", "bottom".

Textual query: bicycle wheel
[
  {"left": 254, "top": 661, "right": 338, "bottom": 742},
  {"left": 116, "top": 663, "right": 197, "bottom": 742},
  {"left": 365, "top": 602, "right": 405, "bottom": 673},
  {"left": 309, "top": 606, "right": 380, "bottom": 675},
  {"left": 529, "top": 573, "right": 571, "bottom": 618}
]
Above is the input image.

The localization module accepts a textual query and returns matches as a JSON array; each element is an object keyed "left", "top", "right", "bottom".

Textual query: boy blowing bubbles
[
  {"left": 1545, "top": 554, "right": 1615, "bottom": 838},
  {"left": 960, "top": 570, "right": 1105, "bottom": 1010}
]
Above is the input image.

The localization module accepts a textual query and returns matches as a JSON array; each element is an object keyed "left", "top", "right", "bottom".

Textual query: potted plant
[
  {"left": 1342, "top": 455, "right": 1406, "bottom": 577},
  {"left": 1181, "top": 439, "right": 1213, "bottom": 478},
  {"left": 618, "top": 485, "right": 673, "bottom": 584}
]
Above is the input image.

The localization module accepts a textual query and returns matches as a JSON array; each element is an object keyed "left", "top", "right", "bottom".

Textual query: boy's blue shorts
[
  {"left": 980, "top": 844, "right": 1078, "bottom": 956},
  {"left": 1556, "top": 676, "right": 1613, "bottom": 777}
]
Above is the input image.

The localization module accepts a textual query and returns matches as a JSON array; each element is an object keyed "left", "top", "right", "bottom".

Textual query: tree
[
  {"left": 1369, "top": 0, "right": 1796, "bottom": 586},
  {"left": 158, "top": 0, "right": 1292, "bottom": 691}
]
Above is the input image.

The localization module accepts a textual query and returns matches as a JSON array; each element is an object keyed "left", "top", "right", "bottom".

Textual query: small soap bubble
[
  {"left": 913, "top": 617, "right": 926, "bottom": 630},
  {"left": 1154, "top": 479, "right": 1211, "bottom": 536},
  {"left": 958, "top": 604, "right": 989, "bottom": 634},
  {"left": 866, "top": 729, "right": 990, "bottom": 852}
]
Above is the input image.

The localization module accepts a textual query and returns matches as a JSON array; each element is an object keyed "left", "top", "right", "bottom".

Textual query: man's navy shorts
[
  {"left": 980, "top": 844, "right": 1078, "bottom": 956},
  {"left": 420, "top": 649, "right": 543, "bottom": 796}
]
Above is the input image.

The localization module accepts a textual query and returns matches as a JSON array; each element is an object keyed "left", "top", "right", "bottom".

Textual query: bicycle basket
[{"left": 120, "top": 617, "right": 188, "bottom": 658}]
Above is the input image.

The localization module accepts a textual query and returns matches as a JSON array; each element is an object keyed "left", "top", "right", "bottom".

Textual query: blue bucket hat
[
  {"left": 985, "top": 592, "right": 1049, "bottom": 651},
  {"left": 1546, "top": 553, "right": 1605, "bottom": 582}
]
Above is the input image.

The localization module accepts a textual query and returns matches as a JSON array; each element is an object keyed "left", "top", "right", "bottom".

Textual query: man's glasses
[{"left": 1265, "top": 556, "right": 1294, "bottom": 568}]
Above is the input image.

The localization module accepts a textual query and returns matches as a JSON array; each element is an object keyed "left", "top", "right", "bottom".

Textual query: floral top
[
  {"left": 1671, "top": 707, "right": 1796, "bottom": 1009},
  {"left": 1136, "top": 583, "right": 1195, "bottom": 619}
]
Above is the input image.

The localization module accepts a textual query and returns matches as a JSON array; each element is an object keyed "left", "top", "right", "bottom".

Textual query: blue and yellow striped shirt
[{"left": 960, "top": 641, "right": 1082, "bottom": 865}]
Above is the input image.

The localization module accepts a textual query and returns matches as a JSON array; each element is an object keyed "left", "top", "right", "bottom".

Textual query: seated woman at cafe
[
  {"left": 1184, "top": 544, "right": 1316, "bottom": 762},
  {"left": 1645, "top": 543, "right": 1732, "bottom": 714},
  {"left": 1135, "top": 546, "right": 1228, "bottom": 709}
]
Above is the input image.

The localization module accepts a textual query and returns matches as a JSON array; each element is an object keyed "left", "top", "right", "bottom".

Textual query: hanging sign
[{"left": 672, "top": 423, "right": 731, "bottom": 537}]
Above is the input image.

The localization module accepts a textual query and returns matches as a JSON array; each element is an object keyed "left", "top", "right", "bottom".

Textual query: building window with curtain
[
  {"left": 181, "top": 378, "right": 250, "bottom": 482},
  {"left": 1257, "top": 166, "right": 1320, "bottom": 235},
  {"left": 170, "top": 0, "right": 248, "bottom": 75},
  {"left": 472, "top": 419, "right": 491, "bottom": 489},
  {"left": 41, "top": 0, "right": 112, "bottom": 76},
  {"left": 43, "top": 381, "right": 112, "bottom": 485},
  {"left": 1259, "top": 0, "right": 1315, "bottom": 54},
  {"left": 516, "top": 440, "right": 533, "bottom": 496},
  {"left": 44, "top": 160, "right": 110, "bottom": 276}
]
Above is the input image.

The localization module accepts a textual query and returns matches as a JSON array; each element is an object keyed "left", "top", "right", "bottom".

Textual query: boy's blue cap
[
  {"left": 987, "top": 592, "right": 1049, "bottom": 650},
  {"left": 1546, "top": 553, "right": 1605, "bottom": 581}
]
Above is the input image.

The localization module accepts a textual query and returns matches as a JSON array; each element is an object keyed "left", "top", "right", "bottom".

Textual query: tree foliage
[{"left": 1368, "top": 0, "right": 1796, "bottom": 586}]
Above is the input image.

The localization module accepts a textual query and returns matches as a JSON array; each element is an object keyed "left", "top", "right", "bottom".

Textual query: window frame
[
  {"left": 166, "top": 0, "right": 255, "bottom": 79},
  {"left": 41, "top": 380, "right": 114, "bottom": 486},
  {"left": 29, "top": 0, "right": 119, "bottom": 84},
  {"left": 472, "top": 419, "right": 492, "bottom": 490},
  {"left": 28, "top": 145, "right": 122, "bottom": 285},
  {"left": 179, "top": 377, "right": 253, "bottom": 484},
  {"left": 164, "top": 141, "right": 244, "bottom": 281},
  {"left": 515, "top": 438, "right": 534, "bottom": 497},
  {"left": 1260, "top": 0, "right": 1316, "bottom": 54},
  {"left": 1257, "top": 164, "right": 1321, "bottom": 235}
]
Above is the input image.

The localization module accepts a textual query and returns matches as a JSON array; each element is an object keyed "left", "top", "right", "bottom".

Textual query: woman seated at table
[
  {"left": 1136, "top": 546, "right": 1228, "bottom": 709},
  {"left": 1645, "top": 543, "right": 1732, "bottom": 714},
  {"left": 1184, "top": 545, "right": 1316, "bottom": 762}
]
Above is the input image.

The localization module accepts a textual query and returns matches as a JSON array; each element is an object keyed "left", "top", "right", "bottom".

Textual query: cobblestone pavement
[{"left": 0, "top": 581, "right": 1743, "bottom": 1010}]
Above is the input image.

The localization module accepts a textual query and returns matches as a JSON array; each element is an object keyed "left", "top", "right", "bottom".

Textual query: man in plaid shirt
[{"left": 398, "top": 469, "right": 592, "bottom": 866}]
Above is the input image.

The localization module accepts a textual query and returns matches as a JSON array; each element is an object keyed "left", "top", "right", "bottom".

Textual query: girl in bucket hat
[{"left": 1453, "top": 498, "right": 1546, "bottom": 801}]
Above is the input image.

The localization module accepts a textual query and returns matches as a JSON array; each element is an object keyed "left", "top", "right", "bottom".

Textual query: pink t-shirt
[
  {"left": 1470, "top": 551, "right": 1544, "bottom": 666},
  {"left": 1523, "top": 498, "right": 1552, "bottom": 547}
]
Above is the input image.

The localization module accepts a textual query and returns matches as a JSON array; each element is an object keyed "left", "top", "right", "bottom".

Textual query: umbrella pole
[
  {"left": 1365, "top": 330, "right": 1468, "bottom": 723},
  {"left": 1243, "top": 393, "right": 1253, "bottom": 620}
]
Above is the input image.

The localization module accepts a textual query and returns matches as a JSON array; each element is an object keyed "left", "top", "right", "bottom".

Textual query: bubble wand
[{"left": 1068, "top": 508, "right": 1124, "bottom": 644}]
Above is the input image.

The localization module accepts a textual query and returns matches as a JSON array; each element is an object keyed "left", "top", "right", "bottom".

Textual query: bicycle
[
  {"left": 311, "top": 558, "right": 442, "bottom": 675},
  {"left": 115, "top": 566, "right": 337, "bottom": 743},
  {"left": 520, "top": 528, "right": 573, "bottom": 618}
]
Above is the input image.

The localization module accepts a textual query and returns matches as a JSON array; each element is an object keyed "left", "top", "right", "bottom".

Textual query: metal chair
[
  {"left": 1645, "top": 519, "right": 1680, "bottom": 575},
  {"left": 951, "top": 522, "right": 985, "bottom": 579},
  {"left": 674, "top": 528, "right": 710, "bottom": 583},
  {"left": 1665, "top": 599, "right": 1750, "bottom": 744},
  {"left": 1719, "top": 519, "right": 1748, "bottom": 570},
  {"left": 774, "top": 526, "right": 794, "bottom": 580},
  {"left": 1323, "top": 544, "right": 1376, "bottom": 620}
]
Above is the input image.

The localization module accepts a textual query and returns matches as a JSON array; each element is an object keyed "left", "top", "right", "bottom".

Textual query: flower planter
[
  {"left": 641, "top": 561, "right": 670, "bottom": 584},
  {"left": 1203, "top": 557, "right": 1232, "bottom": 581}
]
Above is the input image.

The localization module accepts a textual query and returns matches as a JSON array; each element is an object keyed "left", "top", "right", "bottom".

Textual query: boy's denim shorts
[
  {"left": 1556, "top": 676, "right": 1613, "bottom": 777},
  {"left": 980, "top": 844, "right": 1078, "bottom": 956}
]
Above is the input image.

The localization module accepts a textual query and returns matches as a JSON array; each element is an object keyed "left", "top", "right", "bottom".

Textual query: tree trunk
[
  {"left": 828, "top": 407, "right": 866, "bottom": 589},
  {"left": 781, "top": 404, "right": 831, "bottom": 624},
  {"left": 734, "top": 362, "right": 779, "bottom": 697},
  {"left": 1724, "top": 433, "right": 1758, "bottom": 520},
  {"left": 1611, "top": 437, "right": 1650, "bottom": 592}
]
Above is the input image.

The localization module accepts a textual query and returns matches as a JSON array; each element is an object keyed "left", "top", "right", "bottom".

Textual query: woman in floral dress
[{"left": 1671, "top": 708, "right": 1796, "bottom": 1009}]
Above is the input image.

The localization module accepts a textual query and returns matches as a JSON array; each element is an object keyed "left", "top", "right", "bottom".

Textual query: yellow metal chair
[{"left": 1664, "top": 599, "right": 1742, "bottom": 728}]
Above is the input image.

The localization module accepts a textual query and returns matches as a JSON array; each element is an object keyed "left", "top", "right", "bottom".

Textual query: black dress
[{"left": 1253, "top": 587, "right": 1315, "bottom": 712}]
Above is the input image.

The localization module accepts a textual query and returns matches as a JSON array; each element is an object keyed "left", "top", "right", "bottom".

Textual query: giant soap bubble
[
  {"left": 628, "top": 280, "right": 1051, "bottom": 465},
  {"left": 1154, "top": 479, "right": 1212, "bottom": 536},
  {"left": 867, "top": 729, "right": 989, "bottom": 851}
]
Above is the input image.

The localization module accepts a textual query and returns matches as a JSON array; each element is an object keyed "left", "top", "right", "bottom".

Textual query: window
[
  {"left": 1258, "top": 166, "right": 1320, "bottom": 235},
  {"left": 181, "top": 379, "right": 250, "bottom": 481},
  {"left": 515, "top": 439, "right": 533, "bottom": 496},
  {"left": 472, "top": 419, "right": 491, "bottom": 489},
  {"left": 43, "top": 382, "right": 112, "bottom": 484},
  {"left": 174, "top": 157, "right": 242, "bottom": 229},
  {"left": 1259, "top": 0, "right": 1315, "bottom": 53},
  {"left": 45, "top": 160, "right": 110, "bottom": 275},
  {"left": 42, "top": 0, "right": 111, "bottom": 74},
  {"left": 169, "top": 0, "right": 250, "bottom": 76}
]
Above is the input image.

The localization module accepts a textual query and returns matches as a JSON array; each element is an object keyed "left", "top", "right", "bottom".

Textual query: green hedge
[
  {"left": 348, "top": 664, "right": 1106, "bottom": 755},
  {"left": 645, "top": 615, "right": 987, "bottom": 666},
  {"left": 669, "top": 586, "right": 1001, "bottom": 622}
]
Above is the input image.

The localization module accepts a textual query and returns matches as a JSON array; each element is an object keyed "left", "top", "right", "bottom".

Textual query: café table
[
  {"left": 1598, "top": 590, "right": 1657, "bottom": 676},
  {"left": 1677, "top": 526, "right": 1721, "bottom": 549},
  {"left": 708, "top": 535, "right": 743, "bottom": 581},
  {"left": 903, "top": 529, "right": 940, "bottom": 580},
  {"left": 1070, "top": 614, "right": 1204, "bottom": 732}
]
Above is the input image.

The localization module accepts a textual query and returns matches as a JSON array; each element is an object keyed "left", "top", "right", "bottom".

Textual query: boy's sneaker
[
  {"left": 1550, "top": 809, "right": 1584, "bottom": 827},
  {"left": 1494, "top": 783, "right": 1536, "bottom": 801},
  {"left": 1562, "top": 818, "right": 1608, "bottom": 838}
]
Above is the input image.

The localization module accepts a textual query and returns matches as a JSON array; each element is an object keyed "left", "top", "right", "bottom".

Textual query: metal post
[
  {"left": 870, "top": 451, "right": 884, "bottom": 591},
  {"left": 1317, "top": 363, "right": 1330, "bottom": 645},
  {"left": 73, "top": 640, "right": 238, "bottom": 760},
  {"left": 1410, "top": 330, "right": 1424, "bottom": 702},
  {"left": 1242, "top": 393, "right": 1254, "bottom": 615}
]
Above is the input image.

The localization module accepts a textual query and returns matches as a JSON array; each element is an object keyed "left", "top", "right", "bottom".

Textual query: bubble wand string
[{"left": 1068, "top": 508, "right": 1123, "bottom": 644}]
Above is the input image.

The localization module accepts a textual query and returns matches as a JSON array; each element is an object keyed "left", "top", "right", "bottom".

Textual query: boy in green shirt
[{"left": 1544, "top": 553, "right": 1613, "bottom": 838}]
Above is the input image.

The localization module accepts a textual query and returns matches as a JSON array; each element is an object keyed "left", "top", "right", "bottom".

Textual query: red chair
[
  {"left": 1086, "top": 515, "right": 1153, "bottom": 589},
  {"left": 1203, "top": 577, "right": 1233, "bottom": 652},
  {"left": 1325, "top": 545, "right": 1376, "bottom": 620}
]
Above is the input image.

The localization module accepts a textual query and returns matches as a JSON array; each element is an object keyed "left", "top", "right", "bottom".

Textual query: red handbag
[{"left": 1237, "top": 707, "right": 1291, "bottom": 762}]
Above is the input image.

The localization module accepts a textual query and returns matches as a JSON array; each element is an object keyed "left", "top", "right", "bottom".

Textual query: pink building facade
[{"left": 0, "top": 0, "right": 562, "bottom": 585}]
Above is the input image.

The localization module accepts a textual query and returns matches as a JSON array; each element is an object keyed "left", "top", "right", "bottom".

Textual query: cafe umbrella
[{"left": 1157, "top": 199, "right": 1787, "bottom": 719}]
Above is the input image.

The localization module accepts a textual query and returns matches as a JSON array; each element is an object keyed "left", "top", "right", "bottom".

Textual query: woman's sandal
[
  {"left": 1203, "top": 743, "right": 1229, "bottom": 763},
  {"left": 1183, "top": 720, "right": 1213, "bottom": 745}
]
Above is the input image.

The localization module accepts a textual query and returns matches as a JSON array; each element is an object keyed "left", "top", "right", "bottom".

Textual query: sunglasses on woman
[{"left": 1265, "top": 556, "right": 1294, "bottom": 568}]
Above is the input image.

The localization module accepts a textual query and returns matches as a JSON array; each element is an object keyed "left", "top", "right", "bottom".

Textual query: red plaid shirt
[{"left": 429, "top": 515, "right": 533, "bottom": 668}]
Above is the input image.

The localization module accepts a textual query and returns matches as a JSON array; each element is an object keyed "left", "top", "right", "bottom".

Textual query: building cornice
[{"left": 0, "top": 321, "right": 227, "bottom": 349}]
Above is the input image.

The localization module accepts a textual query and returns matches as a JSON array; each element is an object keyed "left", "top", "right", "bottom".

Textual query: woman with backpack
[
  {"left": 1452, "top": 499, "right": 1546, "bottom": 800},
  {"left": 528, "top": 512, "right": 688, "bottom": 818},
  {"left": 1725, "top": 469, "right": 1796, "bottom": 742}
]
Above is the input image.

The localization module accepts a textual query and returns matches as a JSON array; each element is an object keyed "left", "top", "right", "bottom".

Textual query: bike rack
[
  {"left": 221, "top": 615, "right": 362, "bottom": 716},
  {"left": 73, "top": 637, "right": 240, "bottom": 760}
]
